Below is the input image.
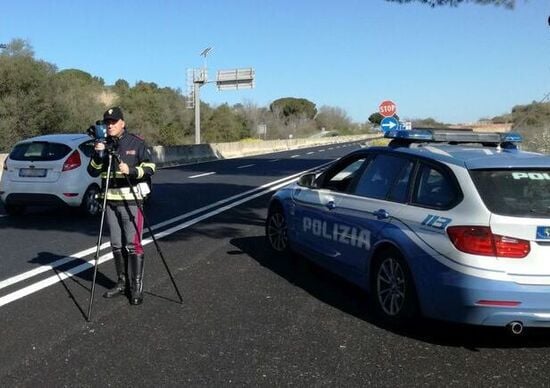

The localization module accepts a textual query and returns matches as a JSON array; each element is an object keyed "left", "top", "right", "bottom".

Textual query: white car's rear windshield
[
  {"left": 471, "top": 169, "right": 550, "bottom": 218},
  {"left": 10, "top": 141, "right": 72, "bottom": 161}
]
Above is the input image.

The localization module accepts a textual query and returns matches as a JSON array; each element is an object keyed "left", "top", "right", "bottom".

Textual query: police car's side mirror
[{"left": 298, "top": 173, "right": 317, "bottom": 188}]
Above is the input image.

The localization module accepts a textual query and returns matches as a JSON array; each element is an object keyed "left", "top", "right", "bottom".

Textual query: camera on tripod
[
  {"left": 87, "top": 120, "right": 107, "bottom": 141},
  {"left": 87, "top": 120, "right": 118, "bottom": 155}
]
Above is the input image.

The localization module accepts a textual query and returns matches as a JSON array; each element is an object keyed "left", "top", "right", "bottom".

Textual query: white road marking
[
  {"left": 268, "top": 159, "right": 281, "bottom": 163},
  {"left": 0, "top": 161, "right": 335, "bottom": 308},
  {"left": 306, "top": 152, "right": 314, "bottom": 155},
  {"left": 290, "top": 155, "right": 300, "bottom": 158},
  {"left": 189, "top": 172, "right": 216, "bottom": 179},
  {"left": 237, "top": 164, "right": 255, "bottom": 169}
]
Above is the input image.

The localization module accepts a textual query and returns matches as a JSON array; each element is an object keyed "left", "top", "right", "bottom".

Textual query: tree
[
  {"left": 385, "top": 0, "right": 515, "bottom": 8},
  {"left": 1, "top": 38, "right": 34, "bottom": 57},
  {"left": 315, "top": 105, "right": 353, "bottom": 133},
  {"left": 368, "top": 113, "right": 384, "bottom": 125},
  {"left": 203, "top": 104, "right": 248, "bottom": 142},
  {"left": 0, "top": 39, "right": 63, "bottom": 151},
  {"left": 269, "top": 97, "right": 317, "bottom": 121},
  {"left": 119, "top": 81, "right": 193, "bottom": 144}
]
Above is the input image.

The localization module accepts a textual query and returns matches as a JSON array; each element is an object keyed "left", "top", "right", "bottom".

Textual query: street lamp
[{"left": 193, "top": 47, "right": 212, "bottom": 144}]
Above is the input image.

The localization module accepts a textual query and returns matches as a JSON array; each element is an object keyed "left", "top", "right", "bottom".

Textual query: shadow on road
[
  {"left": 230, "top": 235, "right": 550, "bottom": 350},
  {"left": 29, "top": 251, "right": 116, "bottom": 320}
]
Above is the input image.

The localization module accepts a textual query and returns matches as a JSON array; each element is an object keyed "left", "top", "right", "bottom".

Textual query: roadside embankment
[{"left": 0, "top": 133, "right": 381, "bottom": 181}]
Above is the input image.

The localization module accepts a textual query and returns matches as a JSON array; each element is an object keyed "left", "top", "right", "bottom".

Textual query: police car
[{"left": 266, "top": 129, "right": 550, "bottom": 333}]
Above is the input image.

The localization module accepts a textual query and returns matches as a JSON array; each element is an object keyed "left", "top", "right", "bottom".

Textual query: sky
[{"left": 1, "top": 0, "right": 549, "bottom": 124}]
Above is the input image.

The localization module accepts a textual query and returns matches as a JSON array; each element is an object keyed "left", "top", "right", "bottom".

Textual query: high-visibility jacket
[{"left": 87, "top": 130, "right": 155, "bottom": 202}]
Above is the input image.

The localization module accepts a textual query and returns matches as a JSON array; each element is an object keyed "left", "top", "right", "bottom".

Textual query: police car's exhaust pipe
[{"left": 506, "top": 321, "right": 524, "bottom": 335}]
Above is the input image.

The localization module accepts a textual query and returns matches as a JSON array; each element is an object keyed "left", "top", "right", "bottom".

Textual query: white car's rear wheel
[{"left": 81, "top": 185, "right": 101, "bottom": 216}]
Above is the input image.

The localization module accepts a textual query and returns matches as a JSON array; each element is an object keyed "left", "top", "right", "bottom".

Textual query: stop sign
[{"left": 379, "top": 100, "right": 397, "bottom": 118}]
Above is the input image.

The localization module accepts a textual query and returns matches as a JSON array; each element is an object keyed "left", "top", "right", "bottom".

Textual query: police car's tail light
[
  {"left": 447, "top": 226, "right": 530, "bottom": 258},
  {"left": 62, "top": 150, "right": 81, "bottom": 172}
]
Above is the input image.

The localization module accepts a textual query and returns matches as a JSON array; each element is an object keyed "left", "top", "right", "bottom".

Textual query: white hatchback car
[{"left": 0, "top": 134, "right": 102, "bottom": 216}]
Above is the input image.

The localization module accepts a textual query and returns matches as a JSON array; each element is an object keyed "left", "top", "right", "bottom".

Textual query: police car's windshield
[{"left": 471, "top": 170, "right": 550, "bottom": 218}]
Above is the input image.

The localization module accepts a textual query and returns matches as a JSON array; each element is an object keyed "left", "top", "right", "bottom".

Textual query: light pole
[{"left": 193, "top": 47, "right": 212, "bottom": 144}]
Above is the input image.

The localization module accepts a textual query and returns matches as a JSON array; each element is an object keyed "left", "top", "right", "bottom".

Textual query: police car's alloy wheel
[
  {"left": 266, "top": 206, "right": 288, "bottom": 253},
  {"left": 373, "top": 249, "right": 417, "bottom": 322}
]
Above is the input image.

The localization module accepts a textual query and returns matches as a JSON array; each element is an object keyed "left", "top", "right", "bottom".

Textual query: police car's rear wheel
[
  {"left": 266, "top": 205, "right": 289, "bottom": 253},
  {"left": 372, "top": 248, "right": 417, "bottom": 324}
]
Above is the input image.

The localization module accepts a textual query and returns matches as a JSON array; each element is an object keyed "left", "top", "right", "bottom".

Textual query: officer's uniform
[{"left": 88, "top": 114, "right": 155, "bottom": 305}]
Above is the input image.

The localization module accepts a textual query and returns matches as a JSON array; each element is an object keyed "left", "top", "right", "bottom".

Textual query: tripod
[{"left": 86, "top": 150, "right": 183, "bottom": 322}]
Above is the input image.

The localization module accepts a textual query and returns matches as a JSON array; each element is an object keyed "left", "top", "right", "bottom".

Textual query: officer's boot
[
  {"left": 103, "top": 250, "right": 128, "bottom": 298},
  {"left": 129, "top": 253, "right": 145, "bottom": 305}
]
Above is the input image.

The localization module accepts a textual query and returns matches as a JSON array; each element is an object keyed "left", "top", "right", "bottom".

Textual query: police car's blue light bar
[
  {"left": 500, "top": 132, "right": 522, "bottom": 143},
  {"left": 384, "top": 129, "right": 523, "bottom": 145},
  {"left": 384, "top": 130, "right": 433, "bottom": 141}
]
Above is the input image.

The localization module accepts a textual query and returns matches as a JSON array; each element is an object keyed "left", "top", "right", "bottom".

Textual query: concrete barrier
[
  {"left": 0, "top": 134, "right": 381, "bottom": 181},
  {"left": 151, "top": 134, "right": 380, "bottom": 167}
]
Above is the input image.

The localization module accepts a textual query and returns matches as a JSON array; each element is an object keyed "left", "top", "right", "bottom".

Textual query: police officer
[{"left": 88, "top": 107, "right": 155, "bottom": 305}]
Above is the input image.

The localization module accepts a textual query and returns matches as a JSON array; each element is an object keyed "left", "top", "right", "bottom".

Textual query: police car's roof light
[
  {"left": 500, "top": 132, "right": 522, "bottom": 143},
  {"left": 385, "top": 129, "right": 523, "bottom": 147},
  {"left": 384, "top": 129, "right": 433, "bottom": 141}
]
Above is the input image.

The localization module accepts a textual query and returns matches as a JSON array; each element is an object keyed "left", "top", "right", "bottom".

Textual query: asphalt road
[{"left": 1, "top": 141, "right": 550, "bottom": 386}]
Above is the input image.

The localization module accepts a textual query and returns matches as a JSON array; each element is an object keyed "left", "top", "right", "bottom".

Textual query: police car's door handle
[
  {"left": 326, "top": 200, "right": 336, "bottom": 210},
  {"left": 373, "top": 209, "right": 389, "bottom": 219}
]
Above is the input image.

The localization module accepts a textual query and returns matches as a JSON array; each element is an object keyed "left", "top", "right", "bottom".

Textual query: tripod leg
[{"left": 86, "top": 153, "right": 114, "bottom": 322}]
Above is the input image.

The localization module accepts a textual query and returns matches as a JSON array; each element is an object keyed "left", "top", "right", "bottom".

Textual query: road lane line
[
  {"left": 189, "top": 172, "right": 216, "bottom": 179},
  {"left": 290, "top": 155, "right": 300, "bottom": 158},
  {"left": 237, "top": 164, "right": 255, "bottom": 169},
  {"left": 0, "top": 161, "right": 336, "bottom": 306},
  {"left": 0, "top": 177, "right": 301, "bottom": 308},
  {"left": 0, "top": 243, "right": 110, "bottom": 291}
]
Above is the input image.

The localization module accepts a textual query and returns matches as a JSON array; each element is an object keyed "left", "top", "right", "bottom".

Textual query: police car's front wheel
[
  {"left": 266, "top": 204, "right": 289, "bottom": 254},
  {"left": 371, "top": 248, "right": 418, "bottom": 324}
]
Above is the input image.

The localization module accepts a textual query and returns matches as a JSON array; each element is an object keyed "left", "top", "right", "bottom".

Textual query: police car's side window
[
  {"left": 413, "top": 164, "right": 457, "bottom": 209},
  {"left": 321, "top": 157, "right": 368, "bottom": 193},
  {"left": 353, "top": 154, "right": 411, "bottom": 200},
  {"left": 387, "top": 160, "right": 414, "bottom": 202}
]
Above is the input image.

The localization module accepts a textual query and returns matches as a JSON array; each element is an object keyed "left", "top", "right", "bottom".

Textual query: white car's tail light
[
  {"left": 447, "top": 226, "right": 530, "bottom": 258},
  {"left": 62, "top": 150, "right": 81, "bottom": 172}
]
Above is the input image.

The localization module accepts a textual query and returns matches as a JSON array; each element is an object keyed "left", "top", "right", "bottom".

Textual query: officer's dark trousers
[{"left": 106, "top": 201, "right": 144, "bottom": 255}]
